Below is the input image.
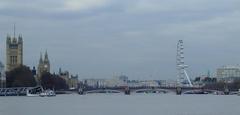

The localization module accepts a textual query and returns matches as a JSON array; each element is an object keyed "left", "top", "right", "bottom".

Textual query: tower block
[{"left": 6, "top": 35, "right": 23, "bottom": 71}]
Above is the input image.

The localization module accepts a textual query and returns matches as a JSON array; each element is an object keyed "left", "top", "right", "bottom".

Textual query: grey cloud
[{"left": 0, "top": 0, "right": 240, "bottom": 79}]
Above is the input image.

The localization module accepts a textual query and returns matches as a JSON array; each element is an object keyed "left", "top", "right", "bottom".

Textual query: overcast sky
[{"left": 0, "top": 0, "right": 240, "bottom": 80}]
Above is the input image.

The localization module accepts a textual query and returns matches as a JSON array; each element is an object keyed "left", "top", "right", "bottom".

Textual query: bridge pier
[
  {"left": 224, "top": 88, "right": 230, "bottom": 95},
  {"left": 124, "top": 87, "right": 130, "bottom": 95},
  {"left": 78, "top": 88, "right": 85, "bottom": 95},
  {"left": 176, "top": 87, "right": 182, "bottom": 95}
]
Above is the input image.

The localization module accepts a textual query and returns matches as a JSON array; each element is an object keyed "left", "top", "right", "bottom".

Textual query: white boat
[
  {"left": 26, "top": 89, "right": 40, "bottom": 97},
  {"left": 27, "top": 89, "right": 56, "bottom": 97},
  {"left": 39, "top": 89, "right": 56, "bottom": 97}
]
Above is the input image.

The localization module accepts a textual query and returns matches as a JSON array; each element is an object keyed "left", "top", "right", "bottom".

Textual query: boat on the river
[
  {"left": 39, "top": 89, "right": 56, "bottom": 97},
  {"left": 27, "top": 89, "right": 56, "bottom": 97},
  {"left": 26, "top": 89, "right": 40, "bottom": 97}
]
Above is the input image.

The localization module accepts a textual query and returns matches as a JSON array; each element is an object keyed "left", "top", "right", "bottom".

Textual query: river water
[{"left": 0, "top": 94, "right": 239, "bottom": 115}]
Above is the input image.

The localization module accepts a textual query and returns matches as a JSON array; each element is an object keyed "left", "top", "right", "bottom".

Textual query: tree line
[{"left": 6, "top": 65, "right": 68, "bottom": 90}]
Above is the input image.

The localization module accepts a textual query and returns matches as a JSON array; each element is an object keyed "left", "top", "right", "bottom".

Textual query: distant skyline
[{"left": 1, "top": 0, "right": 240, "bottom": 80}]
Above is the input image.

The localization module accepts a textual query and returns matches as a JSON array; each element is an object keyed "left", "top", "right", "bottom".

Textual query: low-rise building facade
[{"left": 217, "top": 65, "right": 240, "bottom": 82}]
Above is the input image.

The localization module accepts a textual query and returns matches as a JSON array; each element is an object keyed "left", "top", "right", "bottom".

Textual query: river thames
[{"left": 0, "top": 94, "right": 239, "bottom": 115}]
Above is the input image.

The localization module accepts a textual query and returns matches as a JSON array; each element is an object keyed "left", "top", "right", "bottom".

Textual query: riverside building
[
  {"left": 58, "top": 69, "right": 79, "bottom": 89},
  {"left": 216, "top": 65, "right": 240, "bottom": 82}
]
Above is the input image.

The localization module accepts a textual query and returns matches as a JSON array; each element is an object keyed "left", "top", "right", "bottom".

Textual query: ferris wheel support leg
[{"left": 183, "top": 70, "right": 193, "bottom": 87}]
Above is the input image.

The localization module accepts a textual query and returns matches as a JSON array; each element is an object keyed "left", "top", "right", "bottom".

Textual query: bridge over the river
[{"left": 78, "top": 86, "right": 226, "bottom": 95}]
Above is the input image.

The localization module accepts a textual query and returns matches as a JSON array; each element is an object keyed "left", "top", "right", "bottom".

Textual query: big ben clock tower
[{"left": 37, "top": 51, "right": 50, "bottom": 79}]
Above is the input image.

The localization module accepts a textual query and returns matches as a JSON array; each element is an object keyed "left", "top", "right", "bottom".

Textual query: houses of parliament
[
  {"left": 0, "top": 30, "right": 50, "bottom": 86},
  {"left": 6, "top": 33, "right": 50, "bottom": 73},
  {"left": 1, "top": 29, "right": 78, "bottom": 89}
]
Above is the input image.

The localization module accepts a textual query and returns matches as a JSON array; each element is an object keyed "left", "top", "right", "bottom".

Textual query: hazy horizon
[{"left": 1, "top": 0, "right": 240, "bottom": 80}]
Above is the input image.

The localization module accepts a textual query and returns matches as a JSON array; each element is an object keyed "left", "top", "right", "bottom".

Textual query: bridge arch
[
  {"left": 134, "top": 88, "right": 174, "bottom": 94},
  {"left": 85, "top": 89, "right": 122, "bottom": 94},
  {"left": 182, "top": 89, "right": 224, "bottom": 95}
]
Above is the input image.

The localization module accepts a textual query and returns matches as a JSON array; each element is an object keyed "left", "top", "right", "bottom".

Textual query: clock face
[{"left": 44, "top": 65, "right": 48, "bottom": 68}]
